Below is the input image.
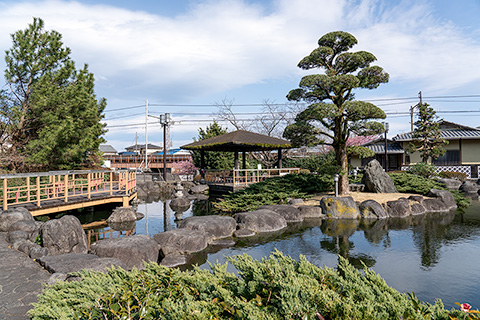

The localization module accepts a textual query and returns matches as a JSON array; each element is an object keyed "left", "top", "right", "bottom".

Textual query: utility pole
[
  {"left": 383, "top": 122, "right": 389, "bottom": 171},
  {"left": 159, "top": 113, "right": 172, "bottom": 181},
  {"left": 410, "top": 91, "right": 423, "bottom": 132},
  {"left": 145, "top": 99, "right": 149, "bottom": 171}
]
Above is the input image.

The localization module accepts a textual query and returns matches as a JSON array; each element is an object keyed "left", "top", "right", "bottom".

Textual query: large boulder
[
  {"left": 258, "top": 205, "right": 304, "bottom": 222},
  {"left": 38, "top": 253, "right": 128, "bottom": 273},
  {"left": 234, "top": 209, "right": 287, "bottom": 233},
  {"left": 178, "top": 215, "right": 236, "bottom": 241},
  {"left": 359, "top": 200, "right": 387, "bottom": 219},
  {"left": 361, "top": 159, "right": 398, "bottom": 193},
  {"left": 386, "top": 199, "right": 411, "bottom": 217},
  {"left": 459, "top": 181, "right": 480, "bottom": 194},
  {"left": 438, "top": 178, "right": 462, "bottom": 190},
  {"left": 107, "top": 206, "right": 143, "bottom": 224},
  {"left": 10, "top": 220, "right": 43, "bottom": 242},
  {"left": 298, "top": 205, "right": 325, "bottom": 219},
  {"left": 319, "top": 196, "right": 360, "bottom": 219},
  {"left": 427, "top": 189, "right": 457, "bottom": 210},
  {"left": 189, "top": 184, "right": 209, "bottom": 194},
  {"left": 411, "top": 203, "right": 426, "bottom": 215},
  {"left": 89, "top": 235, "right": 159, "bottom": 270},
  {"left": 154, "top": 229, "right": 208, "bottom": 256},
  {"left": 0, "top": 207, "right": 34, "bottom": 232},
  {"left": 423, "top": 198, "right": 450, "bottom": 212},
  {"left": 40, "top": 215, "right": 88, "bottom": 255}
]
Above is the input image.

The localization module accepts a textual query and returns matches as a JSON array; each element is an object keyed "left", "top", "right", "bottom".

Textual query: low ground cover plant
[
  {"left": 30, "top": 251, "right": 468, "bottom": 320},
  {"left": 213, "top": 173, "right": 333, "bottom": 213}
]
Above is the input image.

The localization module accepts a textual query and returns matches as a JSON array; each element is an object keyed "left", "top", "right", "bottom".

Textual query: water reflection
[{"left": 75, "top": 197, "right": 480, "bottom": 308}]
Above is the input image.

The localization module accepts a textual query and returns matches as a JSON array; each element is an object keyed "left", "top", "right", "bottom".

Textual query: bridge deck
[{"left": 1, "top": 170, "right": 137, "bottom": 216}]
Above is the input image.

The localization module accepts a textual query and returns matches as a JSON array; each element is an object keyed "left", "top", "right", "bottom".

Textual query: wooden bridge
[{"left": 0, "top": 170, "right": 137, "bottom": 216}]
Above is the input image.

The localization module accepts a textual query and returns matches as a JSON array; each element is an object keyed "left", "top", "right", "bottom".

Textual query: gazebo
[{"left": 181, "top": 130, "right": 293, "bottom": 170}]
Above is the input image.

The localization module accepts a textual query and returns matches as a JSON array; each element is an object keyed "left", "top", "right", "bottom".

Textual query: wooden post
[
  {"left": 64, "top": 174, "right": 68, "bottom": 202},
  {"left": 3, "top": 179, "right": 7, "bottom": 210},
  {"left": 87, "top": 173, "right": 91, "bottom": 199},
  {"left": 233, "top": 170, "right": 236, "bottom": 186},
  {"left": 109, "top": 172, "right": 113, "bottom": 195},
  {"left": 26, "top": 177, "right": 30, "bottom": 202},
  {"left": 53, "top": 175, "right": 56, "bottom": 197},
  {"left": 36, "top": 176, "right": 40, "bottom": 207}
]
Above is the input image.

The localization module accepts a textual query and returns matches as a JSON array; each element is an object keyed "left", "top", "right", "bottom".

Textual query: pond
[{"left": 79, "top": 196, "right": 480, "bottom": 310}]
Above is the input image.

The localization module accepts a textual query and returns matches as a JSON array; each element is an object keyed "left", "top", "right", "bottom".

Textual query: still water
[{"left": 81, "top": 197, "right": 480, "bottom": 310}]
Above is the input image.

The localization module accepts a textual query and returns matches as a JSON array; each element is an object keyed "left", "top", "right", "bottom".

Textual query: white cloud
[{"left": 1, "top": 0, "right": 480, "bottom": 145}]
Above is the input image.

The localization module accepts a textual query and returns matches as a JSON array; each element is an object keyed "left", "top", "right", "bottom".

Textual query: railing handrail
[
  {"left": 1, "top": 170, "right": 136, "bottom": 210},
  {"left": 0, "top": 169, "right": 135, "bottom": 179}
]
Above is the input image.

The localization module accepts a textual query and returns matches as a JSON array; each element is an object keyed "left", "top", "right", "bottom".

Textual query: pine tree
[
  {"left": 410, "top": 103, "right": 447, "bottom": 163},
  {"left": 283, "top": 31, "right": 389, "bottom": 194},
  {"left": 1, "top": 18, "right": 106, "bottom": 170}
]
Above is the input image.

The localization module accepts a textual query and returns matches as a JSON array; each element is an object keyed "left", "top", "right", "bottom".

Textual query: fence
[
  {"left": 0, "top": 170, "right": 136, "bottom": 211},
  {"left": 205, "top": 168, "right": 301, "bottom": 186}
]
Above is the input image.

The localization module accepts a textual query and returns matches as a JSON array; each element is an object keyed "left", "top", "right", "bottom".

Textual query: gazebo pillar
[
  {"left": 200, "top": 150, "right": 205, "bottom": 169},
  {"left": 278, "top": 148, "right": 283, "bottom": 169},
  {"left": 242, "top": 151, "right": 246, "bottom": 169},
  {"left": 234, "top": 151, "right": 239, "bottom": 170}
]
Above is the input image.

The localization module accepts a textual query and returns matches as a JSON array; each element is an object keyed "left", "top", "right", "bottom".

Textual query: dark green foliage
[
  {"left": 407, "top": 162, "right": 437, "bottom": 179},
  {"left": 283, "top": 31, "right": 388, "bottom": 194},
  {"left": 191, "top": 122, "right": 234, "bottom": 170},
  {"left": 409, "top": 103, "right": 448, "bottom": 163},
  {"left": 388, "top": 172, "right": 470, "bottom": 211},
  {"left": 29, "top": 251, "right": 464, "bottom": 320},
  {"left": 213, "top": 173, "right": 333, "bottom": 213},
  {"left": 283, "top": 152, "right": 338, "bottom": 175},
  {"left": 439, "top": 171, "right": 468, "bottom": 182},
  {"left": 389, "top": 172, "right": 446, "bottom": 195},
  {"left": 1, "top": 17, "right": 106, "bottom": 171}
]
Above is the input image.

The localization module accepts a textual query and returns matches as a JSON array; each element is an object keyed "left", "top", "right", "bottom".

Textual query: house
[
  {"left": 350, "top": 120, "right": 480, "bottom": 179},
  {"left": 349, "top": 136, "right": 405, "bottom": 171},
  {"left": 99, "top": 144, "right": 117, "bottom": 156},
  {"left": 124, "top": 143, "right": 162, "bottom": 155}
]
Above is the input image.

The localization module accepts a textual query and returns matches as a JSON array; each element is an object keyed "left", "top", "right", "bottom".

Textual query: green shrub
[
  {"left": 388, "top": 172, "right": 470, "bottom": 211},
  {"left": 407, "top": 162, "right": 437, "bottom": 178},
  {"left": 388, "top": 172, "right": 444, "bottom": 195},
  {"left": 213, "top": 173, "right": 334, "bottom": 213},
  {"left": 29, "top": 250, "right": 466, "bottom": 320},
  {"left": 439, "top": 171, "right": 468, "bottom": 181}
]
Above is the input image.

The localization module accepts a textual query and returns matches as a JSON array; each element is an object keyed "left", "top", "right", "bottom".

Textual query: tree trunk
[{"left": 336, "top": 144, "right": 350, "bottom": 195}]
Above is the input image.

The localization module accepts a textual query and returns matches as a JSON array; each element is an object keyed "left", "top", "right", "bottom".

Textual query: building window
[{"left": 434, "top": 150, "right": 460, "bottom": 165}]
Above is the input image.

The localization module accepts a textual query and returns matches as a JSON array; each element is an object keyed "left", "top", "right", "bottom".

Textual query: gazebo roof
[{"left": 181, "top": 130, "right": 292, "bottom": 152}]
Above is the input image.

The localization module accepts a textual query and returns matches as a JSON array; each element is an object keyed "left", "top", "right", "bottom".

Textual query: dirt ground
[{"left": 303, "top": 191, "right": 430, "bottom": 206}]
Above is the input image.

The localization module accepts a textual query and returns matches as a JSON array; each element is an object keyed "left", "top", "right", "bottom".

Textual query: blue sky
[{"left": 1, "top": 0, "right": 480, "bottom": 151}]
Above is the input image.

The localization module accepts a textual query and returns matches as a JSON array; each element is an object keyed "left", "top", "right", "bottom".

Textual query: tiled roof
[
  {"left": 393, "top": 120, "right": 480, "bottom": 141},
  {"left": 364, "top": 142, "right": 404, "bottom": 154},
  {"left": 181, "top": 130, "right": 291, "bottom": 151},
  {"left": 99, "top": 144, "right": 117, "bottom": 153},
  {"left": 125, "top": 143, "right": 162, "bottom": 150},
  {"left": 393, "top": 129, "right": 480, "bottom": 141}
]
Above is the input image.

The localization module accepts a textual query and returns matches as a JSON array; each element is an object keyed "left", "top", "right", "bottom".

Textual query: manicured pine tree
[
  {"left": 283, "top": 31, "right": 389, "bottom": 194},
  {"left": 410, "top": 103, "right": 448, "bottom": 163}
]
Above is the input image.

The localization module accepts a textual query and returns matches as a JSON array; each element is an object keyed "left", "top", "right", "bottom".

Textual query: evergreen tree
[
  {"left": 409, "top": 103, "right": 447, "bottom": 163},
  {"left": 283, "top": 31, "right": 389, "bottom": 194},
  {"left": 191, "top": 122, "right": 234, "bottom": 169},
  {"left": 1, "top": 18, "right": 106, "bottom": 170}
]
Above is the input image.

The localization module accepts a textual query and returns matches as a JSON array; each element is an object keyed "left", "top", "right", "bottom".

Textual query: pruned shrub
[
  {"left": 439, "top": 171, "right": 468, "bottom": 182},
  {"left": 29, "top": 250, "right": 467, "bottom": 320},
  {"left": 213, "top": 173, "right": 334, "bottom": 213}
]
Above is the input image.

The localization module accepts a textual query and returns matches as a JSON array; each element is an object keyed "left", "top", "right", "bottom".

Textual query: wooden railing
[
  {"left": 104, "top": 154, "right": 192, "bottom": 168},
  {"left": 0, "top": 170, "right": 136, "bottom": 211},
  {"left": 205, "top": 168, "right": 301, "bottom": 186}
]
